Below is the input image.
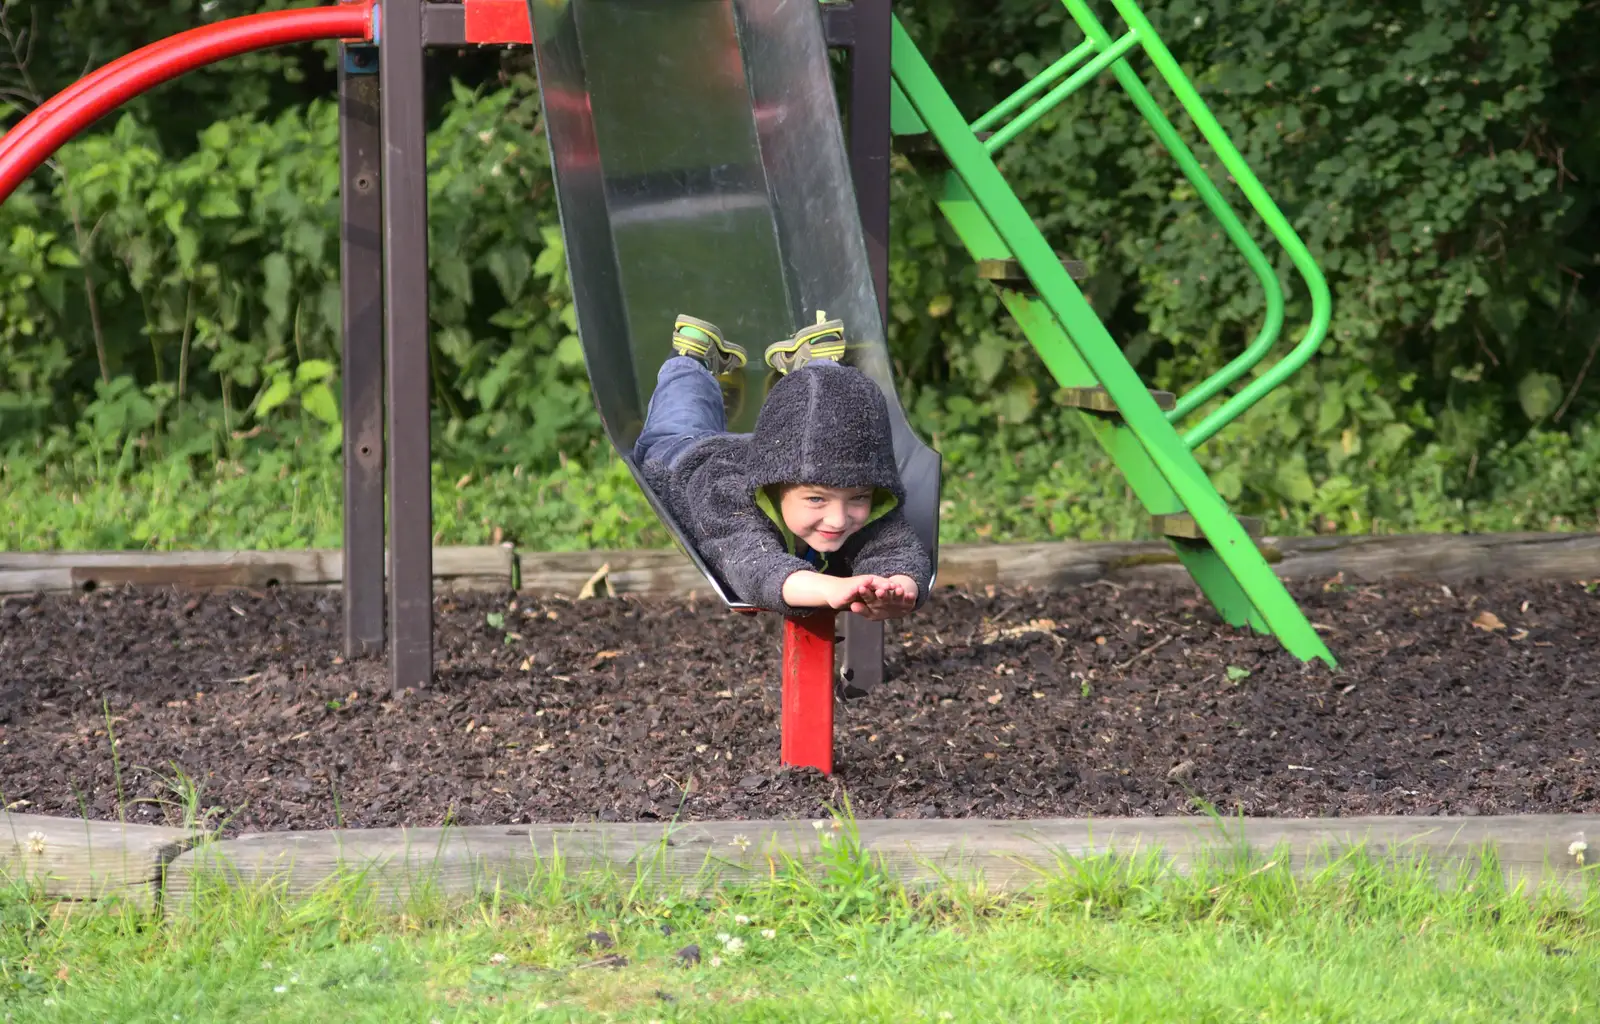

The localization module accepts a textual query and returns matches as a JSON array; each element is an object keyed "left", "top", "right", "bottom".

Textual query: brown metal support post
[
  {"left": 381, "top": 0, "right": 434, "bottom": 691},
  {"left": 338, "top": 33, "right": 386, "bottom": 659},
  {"left": 839, "top": 0, "right": 892, "bottom": 695}
]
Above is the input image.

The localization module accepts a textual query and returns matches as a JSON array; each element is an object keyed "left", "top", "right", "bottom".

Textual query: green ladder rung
[
  {"left": 893, "top": 129, "right": 992, "bottom": 167},
  {"left": 1153, "top": 512, "right": 1262, "bottom": 540},
  {"left": 978, "top": 255, "right": 1089, "bottom": 287},
  {"left": 1060, "top": 385, "right": 1175, "bottom": 414}
]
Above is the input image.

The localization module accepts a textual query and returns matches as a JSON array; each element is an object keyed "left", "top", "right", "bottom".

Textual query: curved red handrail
[{"left": 0, "top": 3, "right": 375, "bottom": 204}]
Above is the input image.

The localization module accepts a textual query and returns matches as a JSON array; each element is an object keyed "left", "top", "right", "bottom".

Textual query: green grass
[
  {"left": 6, "top": 417, "right": 1600, "bottom": 554},
  {"left": 3, "top": 814, "right": 1598, "bottom": 1022}
]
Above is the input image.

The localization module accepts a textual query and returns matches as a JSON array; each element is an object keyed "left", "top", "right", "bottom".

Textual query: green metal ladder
[{"left": 890, "top": 0, "right": 1337, "bottom": 668}]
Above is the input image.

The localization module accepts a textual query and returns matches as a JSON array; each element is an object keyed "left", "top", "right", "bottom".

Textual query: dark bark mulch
[{"left": 2, "top": 574, "right": 1597, "bottom": 834}]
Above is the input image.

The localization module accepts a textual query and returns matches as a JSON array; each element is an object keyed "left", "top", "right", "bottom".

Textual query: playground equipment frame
[{"left": 336, "top": 0, "right": 895, "bottom": 711}]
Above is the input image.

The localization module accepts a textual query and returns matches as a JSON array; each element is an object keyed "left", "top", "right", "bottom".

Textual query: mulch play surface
[{"left": 3, "top": 574, "right": 1598, "bottom": 834}]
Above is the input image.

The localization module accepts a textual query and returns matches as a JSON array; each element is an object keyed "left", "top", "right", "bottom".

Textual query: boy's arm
[
  {"left": 781, "top": 571, "right": 872, "bottom": 611},
  {"left": 845, "top": 506, "right": 933, "bottom": 610},
  {"left": 679, "top": 455, "right": 817, "bottom": 615}
]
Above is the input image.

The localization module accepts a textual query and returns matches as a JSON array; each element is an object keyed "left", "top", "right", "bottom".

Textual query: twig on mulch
[{"left": 1116, "top": 634, "right": 1174, "bottom": 672}]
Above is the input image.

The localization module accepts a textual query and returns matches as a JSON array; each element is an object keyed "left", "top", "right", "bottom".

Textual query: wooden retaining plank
[
  {"left": 1, "top": 811, "right": 196, "bottom": 910},
  {"left": 162, "top": 813, "right": 1599, "bottom": 914},
  {"left": 510, "top": 532, "right": 1600, "bottom": 598},
  {"left": 0, "top": 546, "right": 515, "bottom": 595},
  {"left": 4, "top": 532, "right": 1598, "bottom": 600},
  {"left": 1238, "top": 531, "right": 1600, "bottom": 584}
]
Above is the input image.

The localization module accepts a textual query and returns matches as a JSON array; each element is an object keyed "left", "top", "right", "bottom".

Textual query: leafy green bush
[{"left": 3, "top": 0, "right": 1599, "bottom": 554}]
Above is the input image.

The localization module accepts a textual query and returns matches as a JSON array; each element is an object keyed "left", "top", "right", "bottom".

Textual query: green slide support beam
[{"left": 890, "top": 16, "right": 1335, "bottom": 668}]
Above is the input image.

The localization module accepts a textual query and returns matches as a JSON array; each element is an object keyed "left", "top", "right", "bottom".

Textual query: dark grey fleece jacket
[{"left": 641, "top": 362, "right": 933, "bottom": 617}]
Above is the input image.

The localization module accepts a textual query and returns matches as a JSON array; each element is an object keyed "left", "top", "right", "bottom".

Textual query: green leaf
[
  {"left": 1275, "top": 455, "right": 1317, "bottom": 503},
  {"left": 533, "top": 236, "right": 566, "bottom": 279},
  {"left": 436, "top": 257, "right": 472, "bottom": 304},
  {"left": 486, "top": 247, "right": 532, "bottom": 303},
  {"left": 970, "top": 336, "right": 1007, "bottom": 386},
  {"left": 200, "top": 122, "right": 233, "bottom": 151},
  {"left": 554, "top": 334, "right": 586, "bottom": 368},
  {"left": 176, "top": 229, "right": 199, "bottom": 269},
  {"left": 296, "top": 359, "right": 334, "bottom": 384},
  {"left": 255, "top": 374, "right": 292, "bottom": 419},
  {"left": 261, "top": 253, "right": 292, "bottom": 327},
  {"left": 300, "top": 383, "right": 340, "bottom": 425},
  {"left": 197, "top": 191, "right": 243, "bottom": 219},
  {"left": 994, "top": 378, "right": 1037, "bottom": 423},
  {"left": 45, "top": 244, "right": 80, "bottom": 268},
  {"left": 1516, "top": 371, "right": 1562, "bottom": 421}
]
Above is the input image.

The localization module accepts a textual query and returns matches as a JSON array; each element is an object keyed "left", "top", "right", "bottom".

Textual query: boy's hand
[
  {"left": 824, "top": 575, "right": 875, "bottom": 611},
  {"left": 781, "top": 571, "right": 919, "bottom": 618},
  {"left": 853, "top": 574, "right": 918, "bottom": 620}
]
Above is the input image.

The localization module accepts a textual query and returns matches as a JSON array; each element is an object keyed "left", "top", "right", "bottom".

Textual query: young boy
[{"left": 633, "top": 312, "right": 932, "bottom": 620}]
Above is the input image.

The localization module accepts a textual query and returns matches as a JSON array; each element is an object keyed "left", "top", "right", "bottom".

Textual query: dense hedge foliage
[{"left": 2, "top": 0, "right": 1598, "bottom": 549}]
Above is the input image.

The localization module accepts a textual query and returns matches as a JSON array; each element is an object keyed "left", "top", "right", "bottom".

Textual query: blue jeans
[{"left": 633, "top": 356, "right": 739, "bottom": 470}]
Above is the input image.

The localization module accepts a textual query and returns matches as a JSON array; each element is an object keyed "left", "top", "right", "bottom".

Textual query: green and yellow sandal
[
  {"left": 764, "top": 309, "right": 847, "bottom": 375},
  {"left": 672, "top": 314, "right": 748, "bottom": 376}
]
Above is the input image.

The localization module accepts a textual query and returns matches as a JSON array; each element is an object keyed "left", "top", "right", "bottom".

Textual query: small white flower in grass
[
  {"left": 730, "top": 834, "right": 751, "bottom": 853},
  {"left": 845, "top": 973, "right": 858, "bottom": 983},
  {"left": 940, "top": 1013, "right": 954, "bottom": 1021},
  {"left": 42, "top": 998, "right": 54, "bottom": 1007},
  {"left": 488, "top": 953, "right": 507, "bottom": 964},
  {"left": 25, "top": 830, "right": 45, "bottom": 855},
  {"left": 733, "top": 914, "right": 750, "bottom": 926},
  {"left": 709, "top": 955, "right": 723, "bottom": 967},
  {"left": 724, "top": 937, "right": 745, "bottom": 955},
  {"left": 716, "top": 932, "right": 731, "bottom": 943},
  {"left": 260, "top": 961, "right": 272, "bottom": 971},
  {"left": 760, "top": 928, "right": 776, "bottom": 940},
  {"left": 273, "top": 986, "right": 287, "bottom": 994},
  {"left": 812, "top": 820, "right": 825, "bottom": 831},
  {"left": 1570, "top": 838, "right": 1588, "bottom": 865}
]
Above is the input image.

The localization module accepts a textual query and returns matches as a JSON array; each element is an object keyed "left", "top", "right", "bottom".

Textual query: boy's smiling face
[{"left": 777, "top": 484, "right": 874, "bottom": 552}]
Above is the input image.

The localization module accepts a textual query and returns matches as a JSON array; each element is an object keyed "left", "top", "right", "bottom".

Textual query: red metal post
[
  {"left": 781, "top": 610, "right": 837, "bottom": 773},
  {"left": 463, "top": 0, "right": 533, "bottom": 45}
]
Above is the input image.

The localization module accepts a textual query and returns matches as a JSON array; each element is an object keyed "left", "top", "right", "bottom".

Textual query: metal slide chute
[{"left": 526, "top": 0, "right": 942, "bottom": 608}]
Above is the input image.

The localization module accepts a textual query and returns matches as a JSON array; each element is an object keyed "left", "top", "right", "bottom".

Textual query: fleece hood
[{"left": 744, "top": 362, "right": 904, "bottom": 502}]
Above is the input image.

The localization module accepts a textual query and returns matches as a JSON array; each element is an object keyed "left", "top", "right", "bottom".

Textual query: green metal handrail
[
  {"left": 1061, "top": 0, "right": 1289, "bottom": 438},
  {"left": 921, "top": 0, "right": 1330, "bottom": 448},
  {"left": 970, "top": 39, "right": 1096, "bottom": 134},
  {"left": 1102, "top": 0, "right": 1330, "bottom": 448},
  {"left": 981, "top": 31, "right": 1140, "bottom": 153}
]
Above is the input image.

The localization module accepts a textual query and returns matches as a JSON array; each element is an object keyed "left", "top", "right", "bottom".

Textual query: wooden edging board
[
  {"left": 4, "top": 531, "right": 1599, "bottom": 600},
  {"left": 513, "top": 531, "right": 1600, "bottom": 599},
  {"left": 1, "top": 811, "right": 197, "bottom": 911},
  {"left": 7, "top": 812, "right": 1595, "bottom": 915},
  {"left": 0, "top": 546, "right": 515, "bottom": 596}
]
